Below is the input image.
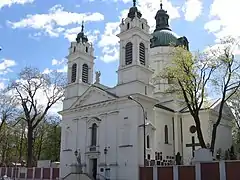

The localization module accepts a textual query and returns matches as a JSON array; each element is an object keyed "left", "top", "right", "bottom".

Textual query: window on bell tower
[
  {"left": 125, "top": 42, "right": 133, "bottom": 65},
  {"left": 82, "top": 64, "right": 89, "bottom": 83},
  {"left": 71, "top": 63, "right": 77, "bottom": 83},
  {"left": 139, "top": 43, "right": 145, "bottom": 65}
]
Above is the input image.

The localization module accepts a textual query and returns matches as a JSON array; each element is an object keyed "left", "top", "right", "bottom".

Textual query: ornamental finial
[
  {"left": 81, "top": 20, "right": 84, "bottom": 32},
  {"left": 133, "top": 0, "right": 136, "bottom": 7},
  {"left": 160, "top": 0, "right": 163, "bottom": 9}
]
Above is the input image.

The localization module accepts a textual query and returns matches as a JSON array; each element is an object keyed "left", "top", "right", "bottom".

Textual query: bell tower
[
  {"left": 116, "top": 0, "right": 154, "bottom": 96},
  {"left": 64, "top": 21, "right": 95, "bottom": 109}
]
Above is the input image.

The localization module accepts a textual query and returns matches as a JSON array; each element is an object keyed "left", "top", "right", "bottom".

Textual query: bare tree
[
  {"left": 209, "top": 37, "right": 240, "bottom": 152},
  {"left": 8, "top": 67, "right": 66, "bottom": 167}
]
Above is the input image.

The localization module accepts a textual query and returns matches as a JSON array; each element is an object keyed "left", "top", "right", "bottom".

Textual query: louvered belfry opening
[
  {"left": 139, "top": 43, "right": 145, "bottom": 65},
  {"left": 82, "top": 64, "right": 89, "bottom": 83},
  {"left": 125, "top": 42, "right": 133, "bottom": 65},
  {"left": 71, "top": 63, "right": 77, "bottom": 83}
]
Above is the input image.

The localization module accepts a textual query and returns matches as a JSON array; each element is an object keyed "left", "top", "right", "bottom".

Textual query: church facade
[{"left": 59, "top": 1, "right": 233, "bottom": 180}]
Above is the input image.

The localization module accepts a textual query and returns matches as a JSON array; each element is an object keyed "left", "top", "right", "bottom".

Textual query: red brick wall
[
  {"left": 139, "top": 160, "right": 240, "bottom": 180},
  {"left": 178, "top": 166, "right": 195, "bottom": 180},
  {"left": 225, "top": 161, "right": 240, "bottom": 180},
  {"left": 0, "top": 167, "right": 59, "bottom": 180}
]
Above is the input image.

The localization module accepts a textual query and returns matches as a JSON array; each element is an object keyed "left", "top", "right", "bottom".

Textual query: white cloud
[
  {"left": 182, "top": 0, "right": 203, "bottom": 21},
  {"left": 204, "top": 0, "right": 240, "bottom": 40},
  {"left": 0, "top": 59, "right": 16, "bottom": 74},
  {"left": 98, "top": 0, "right": 180, "bottom": 63},
  {"left": 52, "top": 58, "right": 65, "bottom": 66},
  {"left": 0, "top": 82, "right": 5, "bottom": 89},
  {"left": 0, "top": 0, "right": 34, "bottom": 9},
  {"left": 43, "top": 58, "right": 67, "bottom": 75},
  {"left": 64, "top": 27, "right": 100, "bottom": 43},
  {"left": 8, "top": 4, "right": 104, "bottom": 38},
  {"left": 98, "top": 22, "right": 119, "bottom": 63}
]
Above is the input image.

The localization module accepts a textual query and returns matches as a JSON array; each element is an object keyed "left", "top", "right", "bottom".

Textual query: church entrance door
[{"left": 89, "top": 158, "right": 97, "bottom": 179}]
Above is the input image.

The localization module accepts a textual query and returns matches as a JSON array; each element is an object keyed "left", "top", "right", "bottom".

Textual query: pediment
[
  {"left": 72, "top": 86, "right": 118, "bottom": 108},
  {"left": 211, "top": 101, "right": 235, "bottom": 119}
]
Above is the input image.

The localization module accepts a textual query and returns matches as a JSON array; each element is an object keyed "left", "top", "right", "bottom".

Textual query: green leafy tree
[{"left": 158, "top": 36, "right": 240, "bottom": 152}]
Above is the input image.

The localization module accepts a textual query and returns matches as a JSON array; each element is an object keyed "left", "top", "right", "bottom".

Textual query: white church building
[{"left": 59, "top": 1, "right": 234, "bottom": 180}]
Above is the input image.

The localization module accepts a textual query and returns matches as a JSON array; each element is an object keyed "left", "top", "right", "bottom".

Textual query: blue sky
[{"left": 0, "top": 0, "right": 238, "bottom": 88}]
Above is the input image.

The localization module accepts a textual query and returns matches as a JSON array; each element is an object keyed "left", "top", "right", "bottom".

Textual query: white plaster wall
[
  {"left": 209, "top": 112, "right": 233, "bottom": 156},
  {"left": 117, "top": 65, "right": 153, "bottom": 85},
  {"left": 154, "top": 109, "right": 175, "bottom": 160},
  {"left": 116, "top": 81, "right": 154, "bottom": 97},
  {"left": 181, "top": 111, "right": 210, "bottom": 164},
  {"left": 149, "top": 46, "right": 174, "bottom": 94},
  {"left": 60, "top": 97, "right": 156, "bottom": 180}
]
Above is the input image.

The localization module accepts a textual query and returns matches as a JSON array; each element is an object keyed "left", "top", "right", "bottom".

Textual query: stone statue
[
  {"left": 95, "top": 71, "right": 101, "bottom": 84},
  {"left": 76, "top": 151, "right": 83, "bottom": 173},
  {"left": 121, "top": 18, "right": 124, "bottom": 25}
]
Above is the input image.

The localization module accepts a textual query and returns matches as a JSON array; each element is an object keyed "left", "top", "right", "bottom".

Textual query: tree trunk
[
  {"left": 210, "top": 124, "right": 217, "bottom": 153},
  {"left": 194, "top": 114, "right": 207, "bottom": 148},
  {"left": 37, "top": 133, "right": 44, "bottom": 160},
  {"left": 19, "top": 128, "right": 24, "bottom": 162},
  {"left": 27, "top": 125, "right": 33, "bottom": 167},
  {"left": 54, "top": 126, "right": 57, "bottom": 161}
]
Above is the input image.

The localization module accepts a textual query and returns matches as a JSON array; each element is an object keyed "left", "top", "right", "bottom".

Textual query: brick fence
[
  {"left": 0, "top": 167, "right": 59, "bottom": 180},
  {"left": 139, "top": 161, "right": 240, "bottom": 180}
]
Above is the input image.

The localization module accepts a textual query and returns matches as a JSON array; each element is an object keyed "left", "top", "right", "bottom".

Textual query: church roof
[
  {"left": 155, "top": 103, "right": 175, "bottom": 112},
  {"left": 179, "top": 99, "right": 235, "bottom": 120}
]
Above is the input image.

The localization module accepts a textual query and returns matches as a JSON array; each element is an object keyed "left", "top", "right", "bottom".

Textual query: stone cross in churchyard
[{"left": 186, "top": 136, "right": 201, "bottom": 157}]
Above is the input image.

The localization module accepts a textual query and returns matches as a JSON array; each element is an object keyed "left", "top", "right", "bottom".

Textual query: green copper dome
[{"left": 151, "top": 30, "right": 179, "bottom": 48}]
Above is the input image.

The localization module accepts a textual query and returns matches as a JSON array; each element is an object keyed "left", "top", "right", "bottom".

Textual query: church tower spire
[
  {"left": 64, "top": 21, "right": 95, "bottom": 105},
  {"left": 116, "top": 1, "right": 154, "bottom": 96},
  {"left": 154, "top": 1, "right": 171, "bottom": 32},
  {"left": 127, "top": 0, "right": 142, "bottom": 19},
  {"left": 76, "top": 21, "right": 89, "bottom": 43}
]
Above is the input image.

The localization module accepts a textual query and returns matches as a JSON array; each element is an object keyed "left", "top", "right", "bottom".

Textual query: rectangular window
[{"left": 180, "top": 118, "right": 183, "bottom": 143}]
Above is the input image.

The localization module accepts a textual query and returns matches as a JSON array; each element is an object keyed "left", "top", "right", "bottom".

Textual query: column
[
  {"left": 219, "top": 161, "right": 226, "bottom": 180},
  {"left": 173, "top": 166, "right": 178, "bottom": 180},
  {"left": 195, "top": 163, "right": 201, "bottom": 180}
]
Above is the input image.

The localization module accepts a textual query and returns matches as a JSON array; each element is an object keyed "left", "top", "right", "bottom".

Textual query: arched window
[
  {"left": 125, "top": 42, "right": 133, "bottom": 65},
  {"left": 91, "top": 123, "right": 97, "bottom": 146},
  {"left": 82, "top": 64, "right": 88, "bottom": 83},
  {"left": 164, "top": 125, "right": 169, "bottom": 144},
  {"left": 127, "top": 23, "right": 130, "bottom": 29},
  {"left": 86, "top": 47, "right": 88, "bottom": 53},
  {"left": 71, "top": 63, "right": 77, "bottom": 83},
  {"left": 73, "top": 46, "right": 76, "bottom": 52},
  {"left": 142, "top": 23, "right": 144, "bottom": 29},
  {"left": 146, "top": 135, "right": 150, "bottom": 148},
  {"left": 139, "top": 43, "right": 145, "bottom": 65}
]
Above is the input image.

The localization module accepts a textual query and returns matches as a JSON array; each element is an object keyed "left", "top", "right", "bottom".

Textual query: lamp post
[{"left": 128, "top": 96, "right": 146, "bottom": 167}]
